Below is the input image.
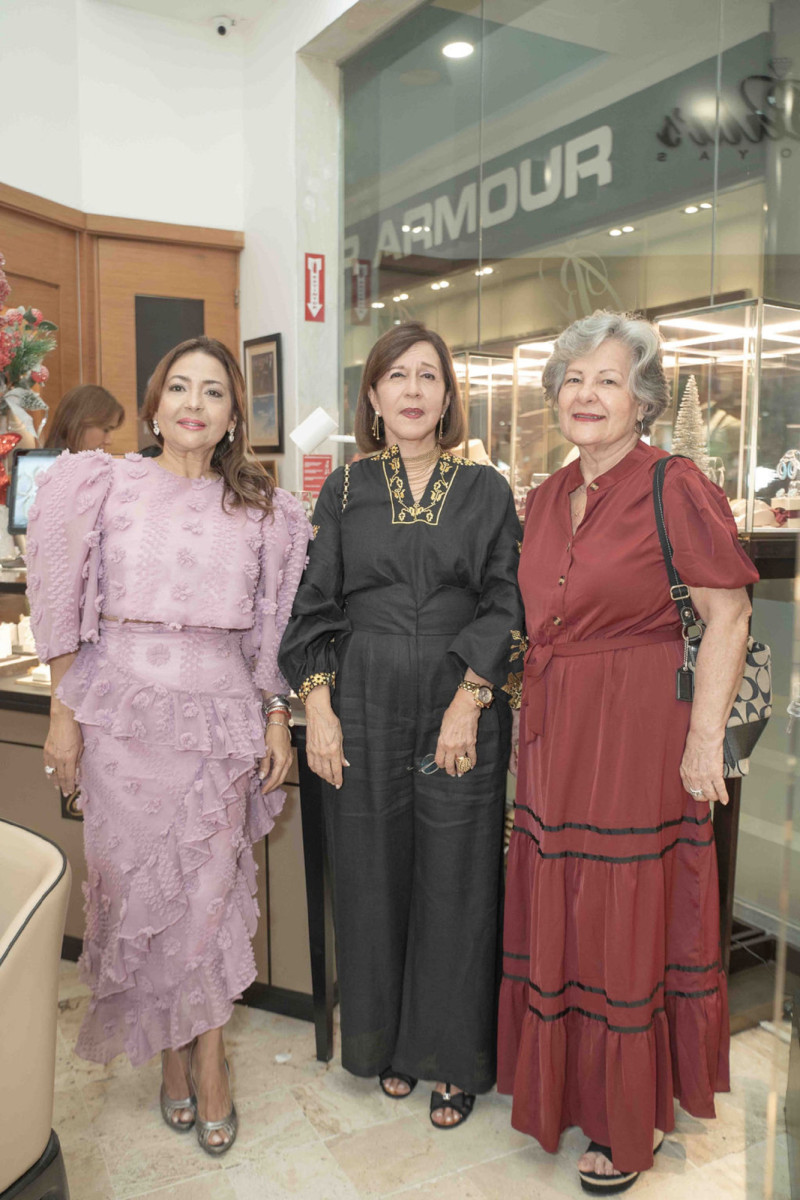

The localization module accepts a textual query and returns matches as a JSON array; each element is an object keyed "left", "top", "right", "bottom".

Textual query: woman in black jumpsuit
[{"left": 279, "top": 322, "right": 522, "bottom": 1126}]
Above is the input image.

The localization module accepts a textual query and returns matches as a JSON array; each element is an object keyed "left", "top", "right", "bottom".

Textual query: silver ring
[
  {"left": 688, "top": 786, "right": 703, "bottom": 796},
  {"left": 44, "top": 765, "right": 56, "bottom": 776}
]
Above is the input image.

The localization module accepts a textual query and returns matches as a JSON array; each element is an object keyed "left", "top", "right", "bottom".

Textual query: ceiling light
[
  {"left": 474, "top": 266, "right": 494, "bottom": 276},
  {"left": 699, "top": 202, "right": 713, "bottom": 209},
  {"left": 684, "top": 205, "right": 699, "bottom": 214},
  {"left": 423, "top": 226, "right": 431, "bottom": 233},
  {"left": 609, "top": 228, "right": 623, "bottom": 237},
  {"left": 442, "top": 41, "right": 474, "bottom": 59},
  {"left": 393, "top": 293, "right": 408, "bottom": 302},
  {"left": 394, "top": 320, "right": 401, "bottom": 325},
  {"left": 412, "top": 226, "right": 423, "bottom": 233},
  {"left": 438, "top": 280, "right": 450, "bottom": 288},
  {"left": 431, "top": 283, "right": 441, "bottom": 291},
  {"left": 401, "top": 224, "right": 410, "bottom": 233},
  {"left": 621, "top": 225, "right": 634, "bottom": 233},
  {"left": 371, "top": 301, "right": 385, "bottom": 309}
]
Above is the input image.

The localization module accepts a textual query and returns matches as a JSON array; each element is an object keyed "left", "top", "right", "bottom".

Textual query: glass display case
[
  {"left": 495, "top": 301, "right": 800, "bottom": 526},
  {"left": 452, "top": 352, "right": 514, "bottom": 476},
  {"left": 655, "top": 299, "right": 800, "bottom": 534}
]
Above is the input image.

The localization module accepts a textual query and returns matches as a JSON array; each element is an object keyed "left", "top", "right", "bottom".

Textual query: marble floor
[{"left": 55, "top": 962, "right": 793, "bottom": 1200}]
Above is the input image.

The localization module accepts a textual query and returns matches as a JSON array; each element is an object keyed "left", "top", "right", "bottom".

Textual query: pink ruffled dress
[{"left": 26, "top": 450, "right": 310, "bottom": 1065}]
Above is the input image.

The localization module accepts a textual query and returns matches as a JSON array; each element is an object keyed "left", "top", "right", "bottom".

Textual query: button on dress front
[
  {"left": 497, "top": 441, "right": 758, "bottom": 1172},
  {"left": 26, "top": 450, "right": 310, "bottom": 1065}
]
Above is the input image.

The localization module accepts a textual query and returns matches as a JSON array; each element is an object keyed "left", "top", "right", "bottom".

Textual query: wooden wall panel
[
  {"left": 96, "top": 238, "right": 240, "bottom": 454},
  {"left": 0, "top": 210, "right": 81, "bottom": 431}
]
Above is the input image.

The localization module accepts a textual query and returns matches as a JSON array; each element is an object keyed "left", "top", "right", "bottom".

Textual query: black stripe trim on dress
[
  {"left": 665, "top": 986, "right": 720, "bottom": 999},
  {"left": 507, "top": 976, "right": 664, "bottom": 1007},
  {"left": 509, "top": 975, "right": 720, "bottom": 1005},
  {"left": 528, "top": 1002, "right": 666, "bottom": 1033},
  {"left": 514, "top": 803, "right": 711, "bottom": 836},
  {"left": 503, "top": 951, "right": 722, "bottom": 974},
  {"left": 666, "top": 959, "right": 721, "bottom": 973},
  {"left": 511, "top": 824, "right": 714, "bottom": 862}
]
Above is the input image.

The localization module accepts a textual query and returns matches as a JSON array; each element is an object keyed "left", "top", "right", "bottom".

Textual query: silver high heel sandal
[
  {"left": 160, "top": 1049, "right": 196, "bottom": 1133},
  {"left": 189, "top": 1044, "right": 238, "bottom": 1156}
]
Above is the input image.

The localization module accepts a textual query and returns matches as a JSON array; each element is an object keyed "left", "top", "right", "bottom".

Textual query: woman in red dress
[{"left": 498, "top": 311, "right": 758, "bottom": 1194}]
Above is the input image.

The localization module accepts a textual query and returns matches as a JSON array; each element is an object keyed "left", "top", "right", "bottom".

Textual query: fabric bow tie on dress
[{"left": 522, "top": 642, "right": 554, "bottom": 741}]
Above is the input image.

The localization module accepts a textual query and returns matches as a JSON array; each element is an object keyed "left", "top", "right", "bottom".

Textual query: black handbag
[{"left": 652, "top": 455, "right": 772, "bottom": 778}]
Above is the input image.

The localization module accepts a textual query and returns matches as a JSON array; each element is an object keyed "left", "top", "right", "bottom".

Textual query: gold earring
[
  {"left": 372, "top": 410, "right": 381, "bottom": 440},
  {"left": 635, "top": 418, "right": 644, "bottom": 436},
  {"left": 437, "top": 411, "right": 445, "bottom": 441}
]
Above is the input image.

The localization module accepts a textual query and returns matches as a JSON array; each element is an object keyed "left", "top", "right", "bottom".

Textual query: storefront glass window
[{"left": 342, "top": 4, "right": 800, "bottom": 1189}]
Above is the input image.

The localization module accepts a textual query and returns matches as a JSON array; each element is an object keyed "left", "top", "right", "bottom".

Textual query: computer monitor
[{"left": 7, "top": 448, "right": 62, "bottom": 534}]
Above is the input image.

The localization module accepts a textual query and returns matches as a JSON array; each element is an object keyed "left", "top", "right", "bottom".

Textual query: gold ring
[{"left": 455, "top": 754, "right": 472, "bottom": 774}]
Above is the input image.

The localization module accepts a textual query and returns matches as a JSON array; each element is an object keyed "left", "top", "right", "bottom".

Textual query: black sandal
[
  {"left": 578, "top": 1134, "right": 664, "bottom": 1195},
  {"left": 429, "top": 1082, "right": 475, "bottom": 1130},
  {"left": 378, "top": 1067, "right": 418, "bottom": 1099}
]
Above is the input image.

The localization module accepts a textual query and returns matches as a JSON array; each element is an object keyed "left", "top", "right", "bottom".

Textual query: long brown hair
[
  {"left": 141, "top": 336, "right": 274, "bottom": 513},
  {"left": 44, "top": 385, "right": 124, "bottom": 452},
  {"left": 354, "top": 322, "right": 466, "bottom": 454}
]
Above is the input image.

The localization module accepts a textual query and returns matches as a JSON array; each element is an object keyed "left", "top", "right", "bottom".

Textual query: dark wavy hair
[
  {"left": 354, "top": 322, "right": 466, "bottom": 454},
  {"left": 141, "top": 336, "right": 274, "bottom": 513}
]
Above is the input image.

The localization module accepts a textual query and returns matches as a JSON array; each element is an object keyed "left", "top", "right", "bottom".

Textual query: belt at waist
[{"left": 523, "top": 628, "right": 682, "bottom": 739}]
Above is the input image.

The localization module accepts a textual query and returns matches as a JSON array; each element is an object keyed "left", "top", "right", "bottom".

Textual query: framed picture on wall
[
  {"left": 244, "top": 333, "right": 283, "bottom": 454},
  {"left": 261, "top": 458, "right": 279, "bottom": 485}
]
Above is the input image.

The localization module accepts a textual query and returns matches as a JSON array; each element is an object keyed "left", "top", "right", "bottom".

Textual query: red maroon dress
[{"left": 497, "top": 441, "right": 758, "bottom": 1173}]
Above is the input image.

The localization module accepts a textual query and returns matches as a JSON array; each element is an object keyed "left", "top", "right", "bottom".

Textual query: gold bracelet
[{"left": 298, "top": 671, "right": 336, "bottom": 702}]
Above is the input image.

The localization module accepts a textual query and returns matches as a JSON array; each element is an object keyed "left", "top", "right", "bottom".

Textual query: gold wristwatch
[{"left": 458, "top": 680, "right": 494, "bottom": 709}]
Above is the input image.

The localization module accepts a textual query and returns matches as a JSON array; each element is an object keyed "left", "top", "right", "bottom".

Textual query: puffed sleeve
[
  {"left": 26, "top": 450, "right": 114, "bottom": 663},
  {"left": 277, "top": 468, "right": 351, "bottom": 701},
  {"left": 663, "top": 459, "right": 759, "bottom": 588},
  {"left": 243, "top": 488, "right": 312, "bottom": 693},
  {"left": 447, "top": 469, "right": 525, "bottom": 698}
]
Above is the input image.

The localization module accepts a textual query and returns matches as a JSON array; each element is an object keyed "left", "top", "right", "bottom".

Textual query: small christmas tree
[{"left": 672, "top": 375, "right": 710, "bottom": 474}]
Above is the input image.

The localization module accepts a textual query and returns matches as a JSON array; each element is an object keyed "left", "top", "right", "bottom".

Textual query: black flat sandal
[
  {"left": 578, "top": 1133, "right": 664, "bottom": 1195},
  {"left": 378, "top": 1067, "right": 418, "bottom": 1099},
  {"left": 429, "top": 1083, "right": 475, "bottom": 1130}
]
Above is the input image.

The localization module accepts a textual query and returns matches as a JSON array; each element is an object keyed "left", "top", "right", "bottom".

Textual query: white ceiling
[{"left": 95, "top": 0, "right": 275, "bottom": 26}]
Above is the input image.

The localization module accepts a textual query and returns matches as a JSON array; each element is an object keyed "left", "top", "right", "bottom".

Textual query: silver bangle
[{"left": 266, "top": 719, "right": 291, "bottom": 731}]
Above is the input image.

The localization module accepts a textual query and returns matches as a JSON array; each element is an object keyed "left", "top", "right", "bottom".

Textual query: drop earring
[
  {"left": 228, "top": 427, "right": 235, "bottom": 443},
  {"left": 372, "top": 410, "right": 382, "bottom": 440},
  {"left": 634, "top": 418, "right": 644, "bottom": 437},
  {"left": 437, "top": 411, "right": 445, "bottom": 441},
  {"left": 152, "top": 418, "right": 160, "bottom": 437}
]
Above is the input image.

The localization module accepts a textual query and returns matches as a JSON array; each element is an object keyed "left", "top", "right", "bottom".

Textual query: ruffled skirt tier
[{"left": 60, "top": 620, "right": 284, "bottom": 1066}]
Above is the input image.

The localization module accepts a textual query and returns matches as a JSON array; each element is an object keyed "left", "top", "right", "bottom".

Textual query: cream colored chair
[{"left": 0, "top": 819, "right": 71, "bottom": 1200}]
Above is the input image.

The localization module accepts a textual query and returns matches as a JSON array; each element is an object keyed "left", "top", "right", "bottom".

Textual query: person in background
[
  {"left": 498, "top": 310, "right": 757, "bottom": 1194},
  {"left": 279, "top": 321, "right": 523, "bottom": 1130},
  {"left": 27, "top": 337, "right": 309, "bottom": 1157},
  {"left": 44, "top": 384, "right": 124, "bottom": 453}
]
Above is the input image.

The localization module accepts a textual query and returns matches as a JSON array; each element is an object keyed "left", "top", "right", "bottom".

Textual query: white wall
[
  {"left": 76, "top": 0, "right": 245, "bottom": 229},
  {"left": 1, "top": 0, "right": 363, "bottom": 487},
  {"left": 241, "top": 0, "right": 357, "bottom": 490},
  {"left": 0, "top": 0, "right": 82, "bottom": 208}
]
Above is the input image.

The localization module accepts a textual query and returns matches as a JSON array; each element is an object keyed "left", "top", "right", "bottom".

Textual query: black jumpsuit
[{"left": 279, "top": 447, "right": 523, "bottom": 1093}]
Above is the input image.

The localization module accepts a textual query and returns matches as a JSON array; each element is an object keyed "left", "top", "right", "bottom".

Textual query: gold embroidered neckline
[{"left": 378, "top": 445, "right": 473, "bottom": 525}]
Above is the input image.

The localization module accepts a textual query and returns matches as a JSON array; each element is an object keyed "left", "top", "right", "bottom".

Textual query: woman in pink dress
[
  {"left": 498, "top": 311, "right": 757, "bottom": 1193},
  {"left": 26, "top": 336, "right": 310, "bottom": 1155}
]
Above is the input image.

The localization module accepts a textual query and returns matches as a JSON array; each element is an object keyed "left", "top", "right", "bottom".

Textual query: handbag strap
[{"left": 652, "top": 455, "right": 704, "bottom": 643}]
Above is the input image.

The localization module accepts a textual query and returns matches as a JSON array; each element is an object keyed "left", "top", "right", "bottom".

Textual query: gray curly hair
[{"left": 542, "top": 310, "right": 670, "bottom": 433}]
